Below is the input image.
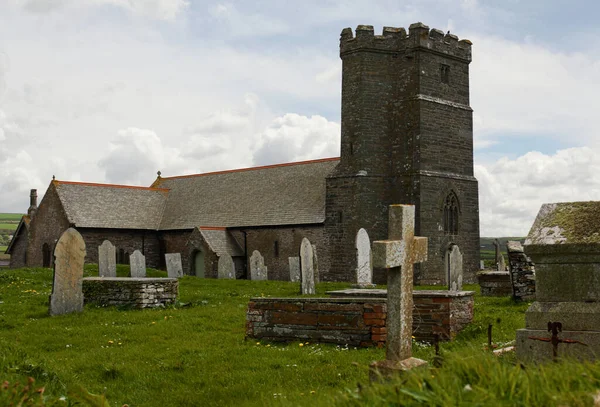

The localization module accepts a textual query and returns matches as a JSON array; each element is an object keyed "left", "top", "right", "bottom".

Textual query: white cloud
[
  {"left": 471, "top": 34, "right": 600, "bottom": 146},
  {"left": 99, "top": 127, "right": 172, "bottom": 185},
  {"left": 253, "top": 114, "right": 340, "bottom": 166},
  {"left": 476, "top": 147, "right": 600, "bottom": 236},
  {"left": 13, "top": 0, "right": 189, "bottom": 20},
  {"left": 208, "top": 3, "right": 289, "bottom": 37}
]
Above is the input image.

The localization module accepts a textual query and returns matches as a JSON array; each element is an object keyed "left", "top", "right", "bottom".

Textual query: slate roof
[
  {"left": 199, "top": 228, "right": 245, "bottom": 257},
  {"left": 155, "top": 158, "right": 340, "bottom": 230},
  {"left": 53, "top": 181, "right": 169, "bottom": 230}
]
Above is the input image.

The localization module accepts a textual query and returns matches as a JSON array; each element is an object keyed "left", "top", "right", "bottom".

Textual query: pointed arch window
[{"left": 443, "top": 192, "right": 459, "bottom": 235}]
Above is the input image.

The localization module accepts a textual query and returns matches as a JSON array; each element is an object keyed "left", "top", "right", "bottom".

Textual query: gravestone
[
  {"left": 288, "top": 257, "right": 300, "bottom": 282},
  {"left": 480, "top": 260, "right": 485, "bottom": 270},
  {"left": 250, "top": 250, "right": 267, "bottom": 280},
  {"left": 165, "top": 253, "right": 183, "bottom": 278},
  {"left": 356, "top": 228, "right": 373, "bottom": 287},
  {"left": 498, "top": 253, "right": 506, "bottom": 271},
  {"left": 370, "top": 205, "right": 428, "bottom": 379},
  {"left": 49, "top": 228, "right": 86, "bottom": 316},
  {"left": 129, "top": 250, "right": 146, "bottom": 278},
  {"left": 218, "top": 254, "right": 236, "bottom": 279},
  {"left": 516, "top": 202, "right": 600, "bottom": 362},
  {"left": 98, "top": 240, "right": 116, "bottom": 278},
  {"left": 448, "top": 245, "right": 463, "bottom": 291},
  {"left": 312, "top": 244, "right": 319, "bottom": 284},
  {"left": 300, "top": 238, "right": 315, "bottom": 295}
]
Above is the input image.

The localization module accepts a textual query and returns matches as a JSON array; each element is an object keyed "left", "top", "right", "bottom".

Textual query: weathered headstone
[
  {"left": 300, "top": 238, "right": 315, "bottom": 295},
  {"left": 480, "top": 260, "right": 485, "bottom": 270},
  {"left": 498, "top": 253, "right": 506, "bottom": 271},
  {"left": 129, "top": 250, "right": 146, "bottom": 278},
  {"left": 494, "top": 239, "right": 506, "bottom": 271},
  {"left": 98, "top": 240, "right": 116, "bottom": 278},
  {"left": 218, "top": 254, "right": 236, "bottom": 279},
  {"left": 448, "top": 245, "right": 463, "bottom": 291},
  {"left": 356, "top": 228, "right": 373, "bottom": 286},
  {"left": 370, "top": 205, "right": 428, "bottom": 379},
  {"left": 49, "top": 228, "right": 86, "bottom": 316},
  {"left": 516, "top": 202, "right": 600, "bottom": 362},
  {"left": 288, "top": 257, "right": 300, "bottom": 282},
  {"left": 165, "top": 253, "right": 183, "bottom": 278},
  {"left": 249, "top": 250, "right": 267, "bottom": 280},
  {"left": 311, "top": 244, "right": 320, "bottom": 284},
  {"left": 506, "top": 241, "right": 535, "bottom": 301}
]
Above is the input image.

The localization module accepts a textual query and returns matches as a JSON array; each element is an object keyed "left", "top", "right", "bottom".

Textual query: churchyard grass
[{"left": 2, "top": 267, "right": 596, "bottom": 406}]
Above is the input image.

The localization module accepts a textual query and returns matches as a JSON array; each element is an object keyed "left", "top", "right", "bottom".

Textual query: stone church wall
[
  {"left": 8, "top": 227, "right": 28, "bottom": 269},
  {"left": 26, "top": 185, "right": 70, "bottom": 267},
  {"left": 242, "top": 225, "right": 327, "bottom": 281},
  {"left": 79, "top": 229, "right": 161, "bottom": 269}
]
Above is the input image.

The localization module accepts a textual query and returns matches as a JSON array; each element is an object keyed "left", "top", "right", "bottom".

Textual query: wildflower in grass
[
  {"left": 108, "top": 340, "right": 114, "bottom": 344},
  {"left": 299, "top": 343, "right": 304, "bottom": 347},
  {"left": 151, "top": 322, "right": 156, "bottom": 325},
  {"left": 266, "top": 344, "right": 271, "bottom": 347},
  {"left": 118, "top": 343, "right": 122, "bottom": 346},
  {"left": 256, "top": 342, "right": 260, "bottom": 345},
  {"left": 310, "top": 390, "right": 316, "bottom": 394}
]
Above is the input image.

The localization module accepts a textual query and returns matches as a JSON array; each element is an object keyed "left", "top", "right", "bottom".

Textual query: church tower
[{"left": 325, "top": 23, "right": 480, "bottom": 284}]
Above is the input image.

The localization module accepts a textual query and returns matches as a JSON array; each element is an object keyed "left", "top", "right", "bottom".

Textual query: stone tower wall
[{"left": 325, "top": 23, "right": 479, "bottom": 284}]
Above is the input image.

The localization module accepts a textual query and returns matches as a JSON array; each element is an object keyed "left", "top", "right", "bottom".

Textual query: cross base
[{"left": 369, "top": 357, "right": 428, "bottom": 382}]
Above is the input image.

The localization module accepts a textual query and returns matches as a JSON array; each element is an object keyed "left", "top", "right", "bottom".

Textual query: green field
[
  {"left": 4, "top": 266, "right": 597, "bottom": 406},
  {"left": 0, "top": 213, "right": 22, "bottom": 222}
]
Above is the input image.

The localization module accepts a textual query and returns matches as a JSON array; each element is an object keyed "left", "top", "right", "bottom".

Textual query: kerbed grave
[{"left": 246, "top": 205, "right": 474, "bottom": 348}]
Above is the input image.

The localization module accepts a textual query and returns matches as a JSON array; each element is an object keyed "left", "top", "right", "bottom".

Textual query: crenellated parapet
[{"left": 340, "top": 22, "right": 472, "bottom": 62}]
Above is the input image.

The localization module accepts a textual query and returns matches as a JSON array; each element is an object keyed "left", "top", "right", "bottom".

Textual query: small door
[
  {"left": 42, "top": 243, "right": 51, "bottom": 268},
  {"left": 194, "top": 250, "right": 205, "bottom": 278}
]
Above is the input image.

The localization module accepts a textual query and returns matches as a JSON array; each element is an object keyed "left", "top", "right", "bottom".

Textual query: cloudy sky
[{"left": 0, "top": 0, "right": 598, "bottom": 236}]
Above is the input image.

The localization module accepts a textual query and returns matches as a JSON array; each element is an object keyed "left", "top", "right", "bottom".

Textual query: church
[{"left": 6, "top": 23, "right": 480, "bottom": 285}]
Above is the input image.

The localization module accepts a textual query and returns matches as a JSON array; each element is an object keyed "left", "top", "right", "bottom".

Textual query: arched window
[{"left": 443, "top": 192, "right": 459, "bottom": 235}]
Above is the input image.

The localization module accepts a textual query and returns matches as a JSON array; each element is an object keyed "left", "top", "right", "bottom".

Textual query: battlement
[{"left": 340, "top": 23, "right": 472, "bottom": 62}]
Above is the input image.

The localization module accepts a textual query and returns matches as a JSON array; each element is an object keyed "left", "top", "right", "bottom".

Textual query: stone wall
[
  {"left": 82, "top": 277, "right": 178, "bottom": 308},
  {"left": 246, "top": 291, "right": 474, "bottom": 346},
  {"left": 506, "top": 241, "right": 535, "bottom": 301},
  {"left": 477, "top": 271, "right": 512, "bottom": 296},
  {"left": 79, "top": 228, "right": 162, "bottom": 269},
  {"left": 8, "top": 224, "right": 28, "bottom": 268},
  {"left": 26, "top": 184, "right": 70, "bottom": 267},
  {"left": 243, "top": 225, "right": 327, "bottom": 281},
  {"left": 324, "top": 24, "right": 479, "bottom": 285}
]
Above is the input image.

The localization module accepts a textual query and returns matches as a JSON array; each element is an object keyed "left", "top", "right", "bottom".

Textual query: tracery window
[{"left": 443, "top": 192, "right": 459, "bottom": 235}]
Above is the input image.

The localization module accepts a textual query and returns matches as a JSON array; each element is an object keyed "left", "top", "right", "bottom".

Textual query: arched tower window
[{"left": 443, "top": 192, "right": 459, "bottom": 235}]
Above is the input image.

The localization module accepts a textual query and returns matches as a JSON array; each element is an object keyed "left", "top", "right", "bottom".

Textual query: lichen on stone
[{"left": 525, "top": 201, "right": 600, "bottom": 245}]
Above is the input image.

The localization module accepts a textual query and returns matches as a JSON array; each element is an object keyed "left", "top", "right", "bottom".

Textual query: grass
[
  {"left": 1, "top": 267, "right": 597, "bottom": 406},
  {"left": 0, "top": 223, "right": 18, "bottom": 231}
]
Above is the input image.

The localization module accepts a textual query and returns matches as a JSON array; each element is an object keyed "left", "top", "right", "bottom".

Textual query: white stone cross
[{"left": 371, "top": 205, "right": 428, "bottom": 373}]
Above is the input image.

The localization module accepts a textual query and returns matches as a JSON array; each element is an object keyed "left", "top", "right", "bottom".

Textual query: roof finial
[
  {"left": 157, "top": 170, "right": 162, "bottom": 177},
  {"left": 52, "top": 175, "right": 55, "bottom": 181}
]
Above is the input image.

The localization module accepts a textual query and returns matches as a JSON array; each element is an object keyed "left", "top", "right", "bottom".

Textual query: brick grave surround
[
  {"left": 245, "top": 290, "right": 474, "bottom": 347},
  {"left": 477, "top": 271, "right": 512, "bottom": 297},
  {"left": 82, "top": 277, "right": 178, "bottom": 308}
]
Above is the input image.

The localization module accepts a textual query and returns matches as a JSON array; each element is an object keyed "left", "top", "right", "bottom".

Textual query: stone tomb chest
[
  {"left": 516, "top": 202, "right": 600, "bottom": 361},
  {"left": 83, "top": 277, "right": 178, "bottom": 309}
]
